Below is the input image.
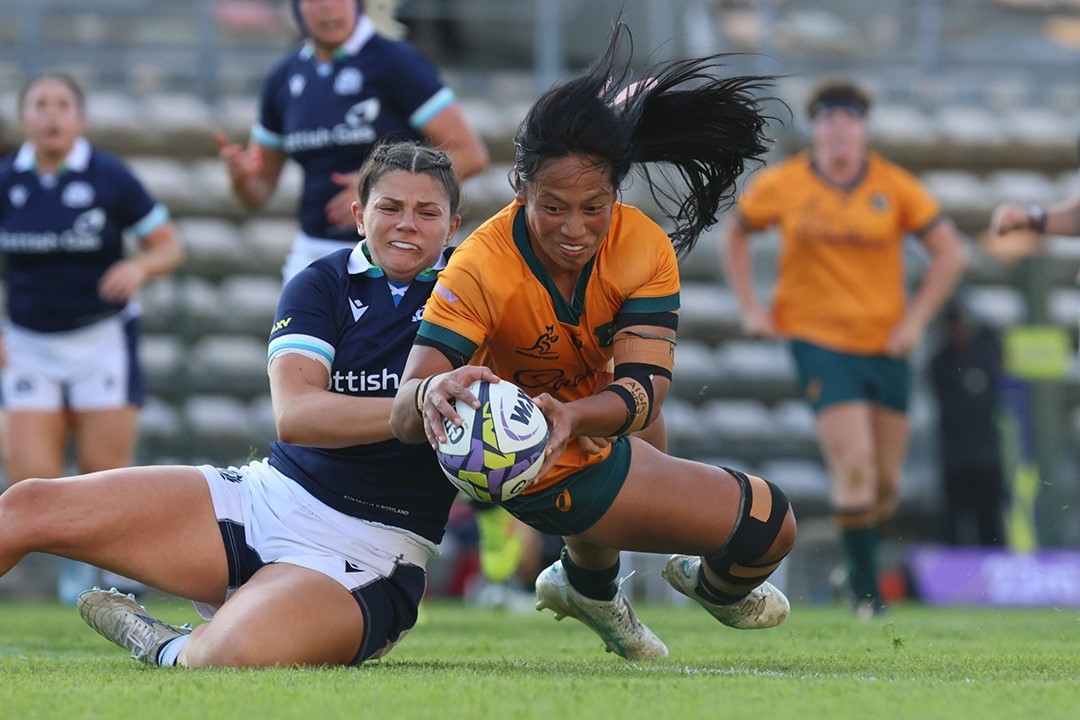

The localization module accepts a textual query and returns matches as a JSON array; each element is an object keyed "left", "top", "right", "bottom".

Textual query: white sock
[{"left": 156, "top": 635, "right": 189, "bottom": 667}]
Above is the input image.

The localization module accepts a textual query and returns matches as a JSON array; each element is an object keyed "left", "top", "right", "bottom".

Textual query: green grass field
[{"left": 1, "top": 597, "right": 1077, "bottom": 720}]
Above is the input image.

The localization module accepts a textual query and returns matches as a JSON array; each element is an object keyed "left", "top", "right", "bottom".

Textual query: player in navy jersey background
[
  {"left": 0, "top": 141, "right": 468, "bottom": 668},
  {"left": 0, "top": 73, "right": 184, "bottom": 601},
  {"left": 214, "top": 0, "right": 488, "bottom": 281}
]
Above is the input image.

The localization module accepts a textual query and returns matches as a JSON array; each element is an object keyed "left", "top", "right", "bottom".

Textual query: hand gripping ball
[{"left": 436, "top": 379, "right": 549, "bottom": 503}]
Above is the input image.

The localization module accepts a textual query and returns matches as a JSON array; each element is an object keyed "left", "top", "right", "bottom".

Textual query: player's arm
[
  {"left": 99, "top": 219, "right": 184, "bottom": 304},
  {"left": 269, "top": 352, "right": 397, "bottom": 448},
  {"left": 391, "top": 344, "right": 500, "bottom": 448},
  {"left": 990, "top": 194, "right": 1080, "bottom": 238},
  {"left": 720, "top": 213, "right": 777, "bottom": 338},
  {"left": 213, "top": 131, "right": 287, "bottom": 210},
  {"left": 887, "top": 218, "right": 967, "bottom": 357},
  {"left": 542, "top": 322, "right": 675, "bottom": 442},
  {"left": 419, "top": 104, "right": 490, "bottom": 180}
]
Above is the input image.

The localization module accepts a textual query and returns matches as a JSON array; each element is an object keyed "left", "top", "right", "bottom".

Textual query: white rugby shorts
[
  {"left": 194, "top": 460, "right": 436, "bottom": 617},
  {"left": 0, "top": 313, "right": 142, "bottom": 411}
]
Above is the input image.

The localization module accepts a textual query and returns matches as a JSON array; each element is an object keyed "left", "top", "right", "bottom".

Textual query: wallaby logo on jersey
[{"left": 516, "top": 326, "right": 560, "bottom": 360}]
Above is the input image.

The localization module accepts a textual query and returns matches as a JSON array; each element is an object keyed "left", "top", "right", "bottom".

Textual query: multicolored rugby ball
[{"left": 436, "top": 379, "right": 548, "bottom": 503}]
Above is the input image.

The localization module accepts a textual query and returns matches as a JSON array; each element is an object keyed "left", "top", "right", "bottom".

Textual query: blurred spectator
[
  {"left": 929, "top": 302, "right": 1007, "bottom": 546},
  {"left": 214, "top": 0, "right": 488, "bottom": 281}
]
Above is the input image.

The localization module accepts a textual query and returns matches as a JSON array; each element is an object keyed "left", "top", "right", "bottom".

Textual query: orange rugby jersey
[
  {"left": 418, "top": 201, "right": 680, "bottom": 491},
  {"left": 737, "top": 150, "right": 943, "bottom": 354}
]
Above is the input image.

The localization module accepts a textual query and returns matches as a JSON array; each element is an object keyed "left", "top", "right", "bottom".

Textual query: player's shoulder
[
  {"left": 866, "top": 151, "right": 918, "bottom": 180},
  {"left": 85, "top": 145, "right": 126, "bottom": 173},
  {"left": 364, "top": 34, "right": 432, "bottom": 66},
  {"left": 263, "top": 47, "right": 305, "bottom": 85},
  {"left": 756, "top": 151, "right": 809, "bottom": 184}
]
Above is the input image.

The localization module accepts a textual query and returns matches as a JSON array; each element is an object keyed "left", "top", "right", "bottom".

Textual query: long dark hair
[{"left": 512, "top": 20, "right": 777, "bottom": 258}]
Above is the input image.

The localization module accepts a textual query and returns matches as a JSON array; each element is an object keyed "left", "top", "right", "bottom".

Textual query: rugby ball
[{"left": 436, "top": 379, "right": 548, "bottom": 503}]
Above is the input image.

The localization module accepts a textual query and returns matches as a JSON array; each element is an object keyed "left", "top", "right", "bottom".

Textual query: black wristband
[
  {"left": 414, "top": 376, "right": 434, "bottom": 417},
  {"left": 1027, "top": 205, "right": 1048, "bottom": 233}
]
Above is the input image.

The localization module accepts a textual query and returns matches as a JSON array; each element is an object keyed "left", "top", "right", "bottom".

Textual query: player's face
[
  {"left": 354, "top": 170, "right": 460, "bottom": 283},
  {"left": 298, "top": 0, "right": 358, "bottom": 49},
  {"left": 812, "top": 106, "right": 867, "bottom": 162},
  {"left": 519, "top": 154, "right": 616, "bottom": 280},
  {"left": 20, "top": 78, "right": 84, "bottom": 159}
]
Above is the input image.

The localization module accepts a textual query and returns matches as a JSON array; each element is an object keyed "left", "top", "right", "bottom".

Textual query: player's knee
[
  {"left": 0, "top": 478, "right": 59, "bottom": 542},
  {"left": 832, "top": 505, "right": 877, "bottom": 529},
  {"left": 717, "top": 469, "right": 796, "bottom": 564}
]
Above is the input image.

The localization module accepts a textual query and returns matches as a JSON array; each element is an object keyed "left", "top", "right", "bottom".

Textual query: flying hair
[{"left": 512, "top": 20, "right": 779, "bottom": 258}]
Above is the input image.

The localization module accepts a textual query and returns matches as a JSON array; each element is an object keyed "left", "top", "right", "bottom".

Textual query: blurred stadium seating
[{"left": 0, "top": 0, "right": 1078, "bottom": 548}]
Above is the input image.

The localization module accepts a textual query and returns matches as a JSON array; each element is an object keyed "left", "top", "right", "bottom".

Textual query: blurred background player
[
  {"left": 720, "top": 78, "right": 966, "bottom": 618},
  {"left": 929, "top": 301, "right": 1006, "bottom": 546},
  {"left": 0, "top": 72, "right": 184, "bottom": 603},
  {"left": 0, "top": 141, "right": 467, "bottom": 667},
  {"left": 214, "top": 0, "right": 488, "bottom": 282}
]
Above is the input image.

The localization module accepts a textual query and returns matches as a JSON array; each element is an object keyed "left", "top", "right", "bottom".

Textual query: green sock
[
  {"left": 840, "top": 525, "right": 880, "bottom": 603},
  {"left": 559, "top": 547, "right": 619, "bottom": 601}
]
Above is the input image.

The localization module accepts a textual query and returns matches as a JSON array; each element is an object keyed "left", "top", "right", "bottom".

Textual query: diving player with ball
[{"left": 391, "top": 20, "right": 798, "bottom": 661}]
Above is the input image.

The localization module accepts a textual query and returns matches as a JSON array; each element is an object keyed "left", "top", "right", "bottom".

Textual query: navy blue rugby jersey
[
  {"left": 253, "top": 15, "right": 455, "bottom": 243},
  {"left": 266, "top": 243, "right": 458, "bottom": 544},
  {"left": 0, "top": 138, "right": 169, "bottom": 332}
]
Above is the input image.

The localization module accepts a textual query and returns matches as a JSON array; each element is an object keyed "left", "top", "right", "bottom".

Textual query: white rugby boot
[
  {"left": 77, "top": 588, "right": 192, "bottom": 664},
  {"left": 662, "top": 554, "right": 790, "bottom": 629},
  {"left": 534, "top": 561, "right": 668, "bottom": 660}
]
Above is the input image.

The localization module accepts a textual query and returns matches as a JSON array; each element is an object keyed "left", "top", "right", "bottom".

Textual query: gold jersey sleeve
[
  {"left": 420, "top": 201, "right": 679, "bottom": 490},
  {"left": 736, "top": 151, "right": 942, "bottom": 354}
]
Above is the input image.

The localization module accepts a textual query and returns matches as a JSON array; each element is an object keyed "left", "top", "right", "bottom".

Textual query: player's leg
[
  {"left": 817, "top": 400, "right": 882, "bottom": 613},
  {"left": 71, "top": 406, "right": 139, "bottom": 473},
  {"left": 0, "top": 465, "right": 229, "bottom": 600},
  {"left": 179, "top": 563, "right": 365, "bottom": 667},
  {"left": 580, "top": 439, "right": 794, "bottom": 611},
  {"left": 0, "top": 409, "right": 70, "bottom": 483},
  {"left": 870, "top": 404, "right": 910, "bottom": 525},
  {"left": 536, "top": 533, "right": 667, "bottom": 660}
]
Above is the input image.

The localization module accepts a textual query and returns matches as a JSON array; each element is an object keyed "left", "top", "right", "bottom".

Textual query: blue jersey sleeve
[
  {"left": 267, "top": 262, "right": 342, "bottom": 373},
  {"left": 255, "top": 56, "right": 293, "bottom": 147},
  {"left": 381, "top": 40, "right": 454, "bottom": 130},
  {"left": 99, "top": 152, "right": 165, "bottom": 236}
]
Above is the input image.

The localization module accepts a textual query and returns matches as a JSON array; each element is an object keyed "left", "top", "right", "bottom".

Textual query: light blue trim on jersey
[
  {"left": 409, "top": 87, "right": 456, "bottom": 130},
  {"left": 251, "top": 123, "right": 284, "bottom": 149},
  {"left": 131, "top": 203, "right": 170, "bottom": 238},
  {"left": 267, "top": 333, "right": 334, "bottom": 372}
]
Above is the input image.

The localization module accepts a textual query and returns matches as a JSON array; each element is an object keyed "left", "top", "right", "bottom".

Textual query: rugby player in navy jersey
[
  {"left": 214, "top": 0, "right": 488, "bottom": 281},
  {"left": 0, "top": 142, "right": 469, "bottom": 668},
  {"left": 0, "top": 73, "right": 184, "bottom": 601}
]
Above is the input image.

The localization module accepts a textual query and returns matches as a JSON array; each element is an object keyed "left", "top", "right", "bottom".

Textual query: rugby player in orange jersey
[{"left": 721, "top": 78, "right": 966, "bottom": 618}]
